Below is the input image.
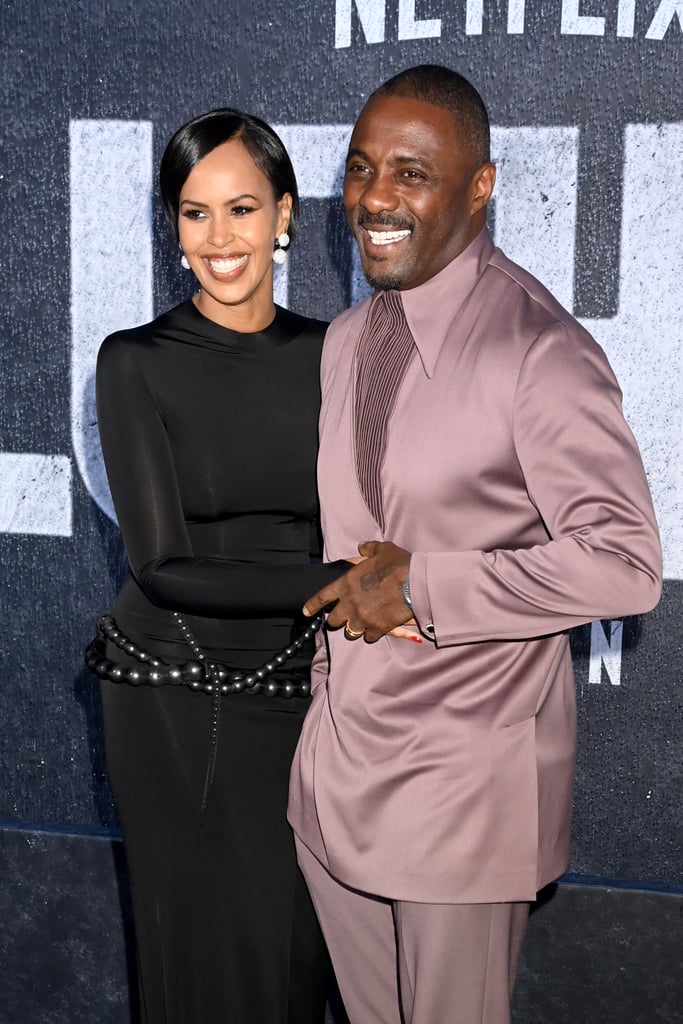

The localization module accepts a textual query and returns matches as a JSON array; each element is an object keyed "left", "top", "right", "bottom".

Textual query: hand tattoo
[{"left": 359, "top": 562, "right": 398, "bottom": 592}]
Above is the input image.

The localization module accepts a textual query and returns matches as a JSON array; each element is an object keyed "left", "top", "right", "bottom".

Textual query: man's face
[{"left": 343, "top": 94, "right": 494, "bottom": 291}]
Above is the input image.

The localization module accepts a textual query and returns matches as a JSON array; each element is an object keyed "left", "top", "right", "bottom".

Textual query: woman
[{"left": 87, "top": 109, "right": 347, "bottom": 1024}]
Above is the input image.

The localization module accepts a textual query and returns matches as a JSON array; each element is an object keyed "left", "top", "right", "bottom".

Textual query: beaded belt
[
  {"left": 86, "top": 612, "right": 322, "bottom": 822},
  {"left": 85, "top": 613, "right": 321, "bottom": 699}
]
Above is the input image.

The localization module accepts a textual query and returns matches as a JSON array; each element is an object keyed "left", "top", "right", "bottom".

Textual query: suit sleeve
[
  {"left": 410, "top": 322, "right": 662, "bottom": 645},
  {"left": 96, "top": 335, "right": 346, "bottom": 618}
]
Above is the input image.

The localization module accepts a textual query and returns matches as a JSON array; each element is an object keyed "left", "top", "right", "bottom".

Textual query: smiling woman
[
  {"left": 176, "top": 139, "right": 292, "bottom": 330},
  {"left": 87, "top": 109, "right": 347, "bottom": 1024},
  {"left": 159, "top": 108, "right": 298, "bottom": 331}
]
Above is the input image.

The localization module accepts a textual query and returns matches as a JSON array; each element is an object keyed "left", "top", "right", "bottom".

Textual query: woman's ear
[{"left": 277, "top": 192, "right": 293, "bottom": 235}]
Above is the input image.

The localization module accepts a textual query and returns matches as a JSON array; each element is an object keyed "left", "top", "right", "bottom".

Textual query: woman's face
[{"left": 178, "top": 138, "right": 292, "bottom": 330}]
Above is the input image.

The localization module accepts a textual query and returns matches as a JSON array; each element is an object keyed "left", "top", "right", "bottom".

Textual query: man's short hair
[{"left": 372, "top": 64, "right": 491, "bottom": 170}]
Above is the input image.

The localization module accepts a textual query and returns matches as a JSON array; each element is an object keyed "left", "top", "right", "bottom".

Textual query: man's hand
[{"left": 304, "top": 541, "right": 413, "bottom": 643}]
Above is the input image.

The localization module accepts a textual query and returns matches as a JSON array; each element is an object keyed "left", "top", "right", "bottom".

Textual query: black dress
[{"left": 95, "top": 299, "right": 342, "bottom": 1024}]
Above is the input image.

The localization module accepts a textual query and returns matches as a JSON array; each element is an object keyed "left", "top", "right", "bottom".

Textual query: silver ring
[{"left": 343, "top": 623, "right": 365, "bottom": 640}]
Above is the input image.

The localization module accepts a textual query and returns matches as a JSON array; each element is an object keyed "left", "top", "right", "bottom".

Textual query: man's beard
[
  {"left": 362, "top": 263, "right": 406, "bottom": 291},
  {"left": 353, "top": 211, "right": 413, "bottom": 291}
]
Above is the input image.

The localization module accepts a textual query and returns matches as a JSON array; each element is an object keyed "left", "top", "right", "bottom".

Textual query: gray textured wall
[{"left": 1, "top": 0, "right": 681, "bottom": 893}]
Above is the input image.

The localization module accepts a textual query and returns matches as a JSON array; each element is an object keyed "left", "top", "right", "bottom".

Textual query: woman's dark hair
[{"left": 159, "top": 108, "right": 299, "bottom": 242}]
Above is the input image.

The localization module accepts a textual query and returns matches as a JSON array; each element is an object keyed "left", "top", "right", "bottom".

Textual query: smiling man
[
  {"left": 288, "top": 65, "right": 662, "bottom": 1024},
  {"left": 346, "top": 88, "right": 491, "bottom": 292}
]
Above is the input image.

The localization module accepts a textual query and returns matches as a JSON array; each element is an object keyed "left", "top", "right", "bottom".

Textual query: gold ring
[{"left": 343, "top": 623, "right": 365, "bottom": 640}]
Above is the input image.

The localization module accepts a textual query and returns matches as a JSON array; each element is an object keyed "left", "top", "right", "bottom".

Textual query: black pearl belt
[
  {"left": 86, "top": 612, "right": 323, "bottom": 823},
  {"left": 85, "top": 613, "right": 321, "bottom": 698}
]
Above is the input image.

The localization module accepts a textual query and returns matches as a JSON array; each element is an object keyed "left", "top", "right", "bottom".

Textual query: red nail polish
[{"left": 411, "top": 635, "right": 422, "bottom": 644}]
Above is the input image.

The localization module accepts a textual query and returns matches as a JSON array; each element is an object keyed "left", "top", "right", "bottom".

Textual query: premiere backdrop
[{"left": 0, "top": 2, "right": 681, "bottom": 1017}]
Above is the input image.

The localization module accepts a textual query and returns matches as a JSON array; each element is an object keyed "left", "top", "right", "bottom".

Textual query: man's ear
[{"left": 469, "top": 162, "right": 496, "bottom": 215}]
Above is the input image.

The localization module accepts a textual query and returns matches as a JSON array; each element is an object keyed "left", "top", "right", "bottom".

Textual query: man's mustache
[{"left": 356, "top": 211, "right": 413, "bottom": 231}]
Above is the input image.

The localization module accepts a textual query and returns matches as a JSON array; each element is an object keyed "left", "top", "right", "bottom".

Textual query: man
[{"left": 288, "top": 65, "right": 662, "bottom": 1024}]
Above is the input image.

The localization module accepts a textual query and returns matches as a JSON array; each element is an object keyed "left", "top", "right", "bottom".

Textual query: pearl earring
[
  {"left": 272, "top": 231, "right": 290, "bottom": 265},
  {"left": 180, "top": 253, "right": 191, "bottom": 270}
]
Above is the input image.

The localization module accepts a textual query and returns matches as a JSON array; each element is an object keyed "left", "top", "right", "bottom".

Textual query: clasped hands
[{"left": 303, "top": 540, "right": 419, "bottom": 643}]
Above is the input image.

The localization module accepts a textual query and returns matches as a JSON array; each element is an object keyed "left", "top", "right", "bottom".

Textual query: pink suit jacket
[{"left": 288, "top": 228, "right": 662, "bottom": 904}]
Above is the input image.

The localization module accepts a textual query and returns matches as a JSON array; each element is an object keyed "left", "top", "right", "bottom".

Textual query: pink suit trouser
[{"left": 296, "top": 837, "right": 529, "bottom": 1024}]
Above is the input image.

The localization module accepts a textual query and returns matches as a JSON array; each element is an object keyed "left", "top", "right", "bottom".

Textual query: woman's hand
[{"left": 388, "top": 619, "right": 422, "bottom": 643}]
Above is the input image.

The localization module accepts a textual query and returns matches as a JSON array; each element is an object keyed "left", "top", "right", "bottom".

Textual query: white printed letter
[
  {"left": 561, "top": 0, "right": 605, "bottom": 34},
  {"left": 589, "top": 621, "right": 623, "bottom": 686},
  {"left": 616, "top": 0, "right": 636, "bottom": 36},
  {"left": 584, "top": 124, "right": 683, "bottom": 580},
  {"left": 466, "top": 0, "right": 484, "bottom": 34},
  {"left": 70, "top": 120, "right": 154, "bottom": 521},
  {"left": 398, "top": 0, "right": 441, "bottom": 38},
  {"left": 645, "top": 0, "right": 683, "bottom": 39},
  {"left": 507, "top": 0, "right": 525, "bottom": 33},
  {"left": 0, "top": 454, "right": 72, "bottom": 536},
  {"left": 335, "top": 0, "right": 386, "bottom": 47}
]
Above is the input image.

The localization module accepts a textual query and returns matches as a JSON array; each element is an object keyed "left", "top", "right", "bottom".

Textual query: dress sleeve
[
  {"left": 96, "top": 334, "right": 346, "bottom": 617},
  {"left": 409, "top": 321, "right": 663, "bottom": 645}
]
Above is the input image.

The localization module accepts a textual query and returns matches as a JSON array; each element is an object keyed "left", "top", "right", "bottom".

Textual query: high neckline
[{"left": 159, "top": 299, "right": 309, "bottom": 353}]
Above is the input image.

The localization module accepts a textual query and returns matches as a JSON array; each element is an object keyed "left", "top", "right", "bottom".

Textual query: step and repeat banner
[{"left": 1, "top": 0, "right": 681, "bottom": 886}]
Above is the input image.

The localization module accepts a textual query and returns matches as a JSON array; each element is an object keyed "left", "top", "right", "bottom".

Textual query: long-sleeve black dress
[{"left": 95, "top": 299, "right": 342, "bottom": 1024}]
